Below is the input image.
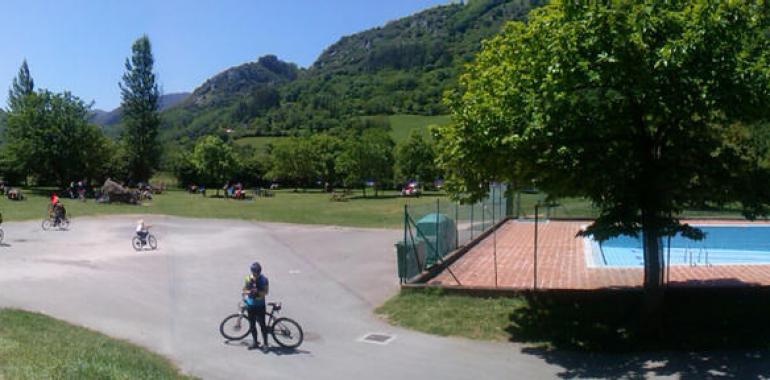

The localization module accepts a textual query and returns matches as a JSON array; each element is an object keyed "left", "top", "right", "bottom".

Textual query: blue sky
[{"left": 0, "top": 0, "right": 452, "bottom": 110}]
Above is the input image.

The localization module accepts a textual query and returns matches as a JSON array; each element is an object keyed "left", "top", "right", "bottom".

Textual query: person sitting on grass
[{"left": 136, "top": 219, "right": 151, "bottom": 244}]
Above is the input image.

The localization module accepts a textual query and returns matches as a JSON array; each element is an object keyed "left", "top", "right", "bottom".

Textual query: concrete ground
[
  {"left": 2, "top": 215, "right": 770, "bottom": 379},
  {"left": 0, "top": 215, "right": 559, "bottom": 379}
]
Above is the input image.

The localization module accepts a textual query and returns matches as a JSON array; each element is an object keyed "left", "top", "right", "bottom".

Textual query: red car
[{"left": 401, "top": 183, "right": 421, "bottom": 197}]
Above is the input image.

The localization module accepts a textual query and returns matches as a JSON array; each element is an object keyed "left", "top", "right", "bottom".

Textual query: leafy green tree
[
  {"left": 231, "top": 144, "right": 266, "bottom": 187},
  {"left": 4, "top": 90, "right": 113, "bottom": 186},
  {"left": 189, "top": 136, "right": 239, "bottom": 196},
  {"left": 337, "top": 128, "right": 394, "bottom": 197},
  {"left": 395, "top": 130, "right": 437, "bottom": 186},
  {"left": 120, "top": 35, "right": 161, "bottom": 182},
  {"left": 310, "top": 134, "right": 343, "bottom": 191},
  {"left": 438, "top": 1, "right": 770, "bottom": 298},
  {"left": 7, "top": 60, "right": 34, "bottom": 111},
  {"left": 267, "top": 137, "right": 321, "bottom": 190}
]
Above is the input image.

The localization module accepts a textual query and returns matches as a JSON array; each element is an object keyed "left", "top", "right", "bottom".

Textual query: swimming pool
[{"left": 586, "top": 225, "right": 770, "bottom": 267}]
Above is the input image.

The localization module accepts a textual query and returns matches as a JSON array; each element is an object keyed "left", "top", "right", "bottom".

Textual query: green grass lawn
[
  {"left": 376, "top": 288, "right": 525, "bottom": 341},
  {"left": 233, "top": 114, "right": 451, "bottom": 150},
  {"left": 0, "top": 188, "right": 445, "bottom": 229},
  {"left": 378, "top": 288, "right": 770, "bottom": 351},
  {"left": 0, "top": 309, "right": 195, "bottom": 379}
]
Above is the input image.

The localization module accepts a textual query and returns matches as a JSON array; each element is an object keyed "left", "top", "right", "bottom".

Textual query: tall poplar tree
[
  {"left": 120, "top": 35, "right": 160, "bottom": 182},
  {"left": 7, "top": 60, "right": 34, "bottom": 111}
]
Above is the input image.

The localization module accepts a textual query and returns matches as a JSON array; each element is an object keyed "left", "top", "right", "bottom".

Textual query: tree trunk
[
  {"left": 642, "top": 225, "right": 664, "bottom": 291},
  {"left": 641, "top": 209, "right": 665, "bottom": 336}
]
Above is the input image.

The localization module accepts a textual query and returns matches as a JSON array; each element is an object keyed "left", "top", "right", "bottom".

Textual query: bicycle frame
[{"left": 238, "top": 301, "right": 281, "bottom": 330}]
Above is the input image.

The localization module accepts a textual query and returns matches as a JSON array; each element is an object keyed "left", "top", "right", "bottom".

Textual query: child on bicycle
[{"left": 136, "top": 219, "right": 151, "bottom": 243}]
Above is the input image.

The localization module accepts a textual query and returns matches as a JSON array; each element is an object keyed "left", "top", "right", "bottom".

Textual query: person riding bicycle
[
  {"left": 49, "top": 192, "right": 66, "bottom": 226},
  {"left": 136, "top": 219, "right": 151, "bottom": 243},
  {"left": 242, "top": 261, "right": 270, "bottom": 351}
]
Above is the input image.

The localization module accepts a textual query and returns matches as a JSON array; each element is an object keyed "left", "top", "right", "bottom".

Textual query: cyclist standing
[{"left": 242, "top": 262, "right": 269, "bottom": 351}]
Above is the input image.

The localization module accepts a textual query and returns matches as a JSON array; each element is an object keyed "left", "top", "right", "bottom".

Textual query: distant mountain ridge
[
  {"left": 91, "top": 0, "right": 542, "bottom": 144},
  {"left": 89, "top": 92, "right": 190, "bottom": 129}
]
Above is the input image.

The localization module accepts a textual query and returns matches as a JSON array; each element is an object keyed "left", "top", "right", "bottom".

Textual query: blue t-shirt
[{"left": 244, "top": 274, "right": 268, "bottom": 307}]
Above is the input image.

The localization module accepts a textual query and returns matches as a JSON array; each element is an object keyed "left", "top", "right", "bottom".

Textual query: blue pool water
[{"left": 589, "top": 225, "right": 770, "bottom": 267}]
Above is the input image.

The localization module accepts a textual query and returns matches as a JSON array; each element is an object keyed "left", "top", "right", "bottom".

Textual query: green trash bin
[
  {"left": 395, "top": 238, "right": 426, "bottom": 280},
  {"left": 415, "top": 213, "right": 457, "bottom": 264}
]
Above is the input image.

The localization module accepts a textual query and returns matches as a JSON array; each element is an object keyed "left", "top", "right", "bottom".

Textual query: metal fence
[{"left": 396, "top": 184, "right": 507, "bottom": 283}]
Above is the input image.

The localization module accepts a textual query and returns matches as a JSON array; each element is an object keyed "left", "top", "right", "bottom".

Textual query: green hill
[
  {"left": 233, "top": 113, "right": 451, "bottom": 153},
  {"left": 160, "top": 0, "right": 543, "bottom": 143}
]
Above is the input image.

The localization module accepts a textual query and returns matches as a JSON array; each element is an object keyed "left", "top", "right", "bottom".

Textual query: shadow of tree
[
  {"left": 522, "top": 347, "right": 770, "bottom": 379},
  {"left": 508, "top": 286, "right": 770, "bottom": 378}
]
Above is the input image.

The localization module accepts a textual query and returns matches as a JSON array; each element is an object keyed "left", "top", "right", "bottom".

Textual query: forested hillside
[{"left": 156, "top": 0, "right": 543, "bottom": 142}]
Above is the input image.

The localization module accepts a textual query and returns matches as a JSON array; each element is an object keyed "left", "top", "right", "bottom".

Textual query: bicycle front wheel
[
  {"left": 41, "top": 219, "right": 51, "bottom": 231},
  {"left": 148, "top": 235, "right": 158, "bottom": 250},
  {"left": 271, "top": 317, "right": 303, "bottom": 348},
  {"left": 220, "top": 313, "right": 251, "bottom": 341}
]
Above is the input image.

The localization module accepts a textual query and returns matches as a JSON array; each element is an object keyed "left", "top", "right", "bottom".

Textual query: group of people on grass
[
  {"left": 224, "top": 181, "right": 245, "bottom": 199},
  {"left": 66, "top": 180, "right": 88, "bottom": 200}
]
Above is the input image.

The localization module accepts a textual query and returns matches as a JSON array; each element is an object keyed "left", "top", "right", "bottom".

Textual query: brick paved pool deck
[{"left": 431, "top": 219, "right": 770, "bottom": 289}]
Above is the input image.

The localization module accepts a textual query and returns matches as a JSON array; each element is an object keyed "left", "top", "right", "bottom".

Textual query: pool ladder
[{"left": 683, "top": 245, "right": 712, "bottom": 267}]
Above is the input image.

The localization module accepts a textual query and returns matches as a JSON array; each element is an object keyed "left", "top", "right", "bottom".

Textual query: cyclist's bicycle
[
  {"left": 220, "top": 300, "right": 304, "bottom": 349},
  {"left": 41, "top": 214, "right": 70, "bottom": 230},
  {"left": 132, "top": 232, "right": 158, "bottom": 251}
]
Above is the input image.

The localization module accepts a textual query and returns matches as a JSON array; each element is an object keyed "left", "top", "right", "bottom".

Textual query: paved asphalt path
[{"left": 0, "top": 215, "right": 562, "bottom": 379}]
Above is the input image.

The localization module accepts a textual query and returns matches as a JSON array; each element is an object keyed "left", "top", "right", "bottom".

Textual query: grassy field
[
  {"left": 378, "top": 288, "right": 770, "bottom": 351},
  {"left": 0, "top": 309, "right": 194, "bottom": 379},
  {"left": 233, "top": 114, "right": 451, "bottom": 150},
  {"left": 386, "top": 114, "right": 450, "bottom": 142},
  {"left": 376, "top": 288, "right": 524, "bottom": 341},
  {"left": 0, "top": 188, "right": 445, "bottom": 229}
]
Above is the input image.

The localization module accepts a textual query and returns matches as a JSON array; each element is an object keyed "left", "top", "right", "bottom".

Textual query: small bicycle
[
  {"left": 219, "top": 300, "right": 304, "bottom": 349},
  {"left": 132, "top": 233, "right": 158, "bottom": 251},
  {"left": 41, "top": 215, "right": 70, "bottom": 231}
]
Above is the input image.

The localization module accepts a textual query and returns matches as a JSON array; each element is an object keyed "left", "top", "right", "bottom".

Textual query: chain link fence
[{"left": 396, "top": 184, "right": 507, "bottom": 283}]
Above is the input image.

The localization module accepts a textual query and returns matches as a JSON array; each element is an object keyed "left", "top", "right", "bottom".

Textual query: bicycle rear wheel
[
  {"left": 59, "top": 218, "right": 70, "bottom": 230},
  {"left": 220, "top": 313, "right": 251, "bottom": 340},
  {"left": 132, "top": 236, "right": 143, "bottom": 251},
  {"left": 271, "top": 317, "right": 303, "bottom": 348}
]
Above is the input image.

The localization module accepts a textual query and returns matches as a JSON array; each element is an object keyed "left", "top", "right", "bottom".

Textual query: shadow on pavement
[
  {"left": 509, "top": 287, "right": 770, "bottom": 378},
  {"left": 265, "top": 346, "right": 311, "bottom": 356},
  {"left": 223, "top": 340, "right": 311, "bottom": 356},
  {"left": 521, "top": 347, "right": 770, "bottom": 379}
]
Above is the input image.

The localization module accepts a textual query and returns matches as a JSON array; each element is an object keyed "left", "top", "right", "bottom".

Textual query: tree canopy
[
  {"left": 3, "top": 90, "right": 113, "bottom": 186},
  {"left": 337, "top": 128, "right": 395, "bottom": 196},
  {"left": 189, "top": 136, "right": 238, "bottom": 190},
  {"left": 438, "top": 0, "right": 770, "bottom": 290},
  {"left": 395, "top": 130, "right": 437, "bottom": 186},
  {"left": 7, "top": 60, "right": 34, "bottom": 111}
]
